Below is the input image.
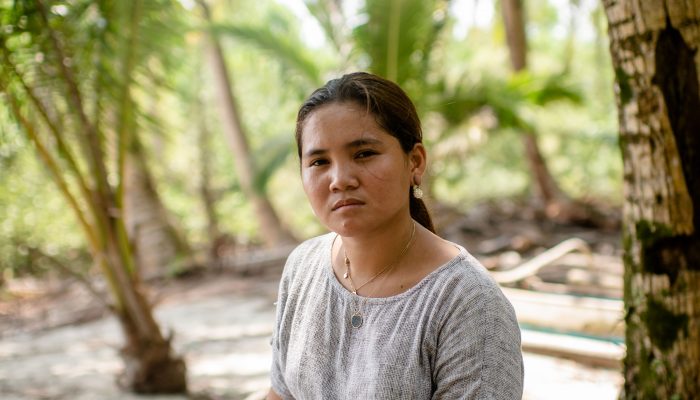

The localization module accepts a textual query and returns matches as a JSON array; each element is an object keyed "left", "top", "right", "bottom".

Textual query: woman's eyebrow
[
  {"left": 303, "top": 148, "right": 327, "bottom": 158},
  {"left": 347, "top": 138, "right": 382, "bottom": 148},
  {"left": 303, "top": 138, "right": 383, "bottom": 158}
]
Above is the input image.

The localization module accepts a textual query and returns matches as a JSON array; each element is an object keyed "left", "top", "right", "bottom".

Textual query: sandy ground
[{"left": 0, "top": 273, "right": 622, "bottom": 399}]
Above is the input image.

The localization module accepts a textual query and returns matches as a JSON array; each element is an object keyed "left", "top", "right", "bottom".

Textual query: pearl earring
[{"left": 412, "top": 185, "right": 423, "bottom": 199}]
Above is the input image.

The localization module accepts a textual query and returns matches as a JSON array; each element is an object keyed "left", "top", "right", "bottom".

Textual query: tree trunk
[
  {"left": 1, "top": 0, "right": 190, "bottom": 393},
  {"left": 124, "top": 140, "right": 192, "bottom": 279},
  {"left": 501, "top": 0, "right": 577, "bottom": 219},
  {"left": 501, "top": 0, "right": 528, "bottom": 71},
  {"left": 199, "top": 1, "right": 295, "bottom": 247},
  {"left": 196, "top": 95, "right": 228, "bottom": 263},
  {"left": 89, "top": 188, "right": 188, "bottom": 393},
  {"left": 522, "top": 131, "right": 566, "bottom": 206},
  {"left": 603, "top": 0, "right": 700, "bottom": 398},
  {"left": 103, "top": 228, "right": 187, "bottom": 393}
]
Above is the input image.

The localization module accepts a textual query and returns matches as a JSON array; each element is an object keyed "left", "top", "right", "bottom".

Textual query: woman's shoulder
[
  {"left": 282, "top": 232, "right": 335, "bottom": 278},
  {"left": 431, "top": 245, "right": 502, "bottom": 293},
  {"left": 427, "top": 246, "right": 524, "bottom": 399},
  {"left": 424, "top": 245, "right": 515, "bottom": 318}
]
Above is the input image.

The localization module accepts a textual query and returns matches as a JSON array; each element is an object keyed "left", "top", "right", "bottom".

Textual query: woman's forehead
[
  {"left": 300, "top": 103, "right": 392, "bottom": 147},
  {"left": 305, "top": 102, "right": 375, "bottom": 128}
]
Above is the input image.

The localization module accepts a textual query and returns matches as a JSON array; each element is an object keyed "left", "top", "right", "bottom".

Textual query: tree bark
[
  {"left": 196, "top": 94, "right": 228, "bottom": 263},
  {"left": 124, "top": 139, "right": 192, "bottom": 279},
  {"left": 502, "top": 0, "right": 528, "bottom": 71},
  {"left": 603, "top": 0, "right": 700, "bottom": 398},
  {"left": 199, "top": 1, "right": 296, "bottom": 247},
  {"left": 104, "top": 232, "right": 187, "bottom": 393},
  {"left": 91, "top": 191, "right": 188, "bottom": 393}
]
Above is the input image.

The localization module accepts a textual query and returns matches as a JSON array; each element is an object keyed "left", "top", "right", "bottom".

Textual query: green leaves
[
  {"left": 430, "top": 70, "right": 582, "bottom": 134},
  {"left": 1, "top": 0, "right": 188, "bottom": 175},
  {"left": 353, "top": 0, "right": 450, "bottom": 92},
  {"left": 253, "top": 134, "right": 294, "bottom": 193},
  {"left": 212, "top": 19, "right": 322, "bottom": 87}
]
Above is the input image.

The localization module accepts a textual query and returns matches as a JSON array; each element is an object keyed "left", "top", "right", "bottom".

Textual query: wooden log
[
  {"left": 521, "top": 329, "right": 624, "bottom": 369},
  {"left": 502, "top": 287, "right": 624, "bottom": 339},
  {"left": 491, "top": 238, "right": 592, "bottom": 284}
]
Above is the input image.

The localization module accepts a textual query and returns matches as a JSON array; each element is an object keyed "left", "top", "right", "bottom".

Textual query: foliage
[
  {"left": 0, "top": 0, "right": 188, "bottom": 274},
  {"left": 1, "top": 0, "right": 195, "bottom": 390},
  {"left": 353, "top": 0, "right": 450, "bottom": 91},
  {"left": 0, "top": 133, "right": 88, "bottom": 280},
  {"left": 211, "top": 11, "right": 323, "bottom": 87},
  {"left": 0, "top": 0, "right": 622, "bottom": 279}
]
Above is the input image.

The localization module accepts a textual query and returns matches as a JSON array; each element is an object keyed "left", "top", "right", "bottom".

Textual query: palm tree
[
  {"left": 327, "top": 0, "right": 585, "bottom": 220},
  {"left": 0, "top": 0, "right": 188, "bottom": 392},
  {"left": 196, "top": 0, "right": 296, "bottom": 246},
  {"left": 213, "top": 0, "right": 588, "bottom": 226},
  {"left": 124, "top": 136, "right": 192, "bottom": 279},
  {"left": 500, "top": 0, "right": 589, "bottom": 222},
  {"left": 216, "top": 0, "right": 452, "bottom": 194}
]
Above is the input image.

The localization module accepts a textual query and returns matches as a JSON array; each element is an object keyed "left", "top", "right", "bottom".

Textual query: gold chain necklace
[
  {"left": 343, "top": 221, "right": 416, "bottom": 294},
  {"left": 343, "top": 221, "right": 416, "bottom": 328}
]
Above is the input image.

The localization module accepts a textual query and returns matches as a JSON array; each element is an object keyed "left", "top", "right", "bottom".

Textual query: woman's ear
[{"left": 409, "top": 143, "right": 427, "bottom": 185}]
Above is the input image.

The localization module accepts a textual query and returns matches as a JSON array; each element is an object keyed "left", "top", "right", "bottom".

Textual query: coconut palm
[
  {"left": 212, "top": 0, "right": 587, "bottom": 224},
  {"left": 317, "top": 0, "right": 584, "bottom": 216},
  {"left": 500, "top": 0, "right": 591, "bottom": 222},
  {"left": 0, "top": 0, "right": 189, "bottom": 392},
  {"left": 196, "top": 0, "right": 297, "bottom": 246}
]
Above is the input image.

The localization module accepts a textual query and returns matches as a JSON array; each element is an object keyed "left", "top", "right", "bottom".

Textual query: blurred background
[{"left": 1, "top": 0, "right": 626, "bottom": 398}]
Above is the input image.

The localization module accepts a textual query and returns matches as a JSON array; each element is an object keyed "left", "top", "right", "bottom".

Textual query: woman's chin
[{"left": 327, "top": 221, "right": 369, "bottom": 237}]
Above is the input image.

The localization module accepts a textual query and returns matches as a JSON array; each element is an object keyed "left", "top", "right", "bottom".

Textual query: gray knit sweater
[{"left": 270, "top": 233, "right": 523, "bottom": 399}]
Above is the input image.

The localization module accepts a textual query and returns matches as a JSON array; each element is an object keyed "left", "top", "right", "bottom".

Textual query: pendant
[
  {"left": 351, "top": 313, "right": 363, "bottom": 328},
  {"left": 343, "top": 271, "right": 349, "bottom": 279}
]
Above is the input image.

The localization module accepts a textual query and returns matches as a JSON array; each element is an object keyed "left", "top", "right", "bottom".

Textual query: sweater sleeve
[
  {"left": 431, "top": 283, "right": 524, "bottom": 400},
  {"left": 269, "top": 250, "right": 296, "bottom": 399}
]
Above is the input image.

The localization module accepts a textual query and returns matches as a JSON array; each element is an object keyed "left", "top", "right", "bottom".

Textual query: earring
[{"left": 412, "top": 185, "right": 424, "bottom": 199}]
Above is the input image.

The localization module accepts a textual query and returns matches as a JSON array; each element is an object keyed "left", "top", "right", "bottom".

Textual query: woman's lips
[{"left": 332, "top": 198, "right": 364, "bottom": 211}]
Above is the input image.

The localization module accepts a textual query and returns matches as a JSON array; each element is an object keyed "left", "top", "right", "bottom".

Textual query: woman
[{"left": 268, "top": 72, "right": 523, "bottom": 399}]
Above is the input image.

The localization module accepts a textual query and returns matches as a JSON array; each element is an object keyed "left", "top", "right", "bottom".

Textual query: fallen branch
[{"left": 490, "top": 238, "right": 592, "bottom": 284}]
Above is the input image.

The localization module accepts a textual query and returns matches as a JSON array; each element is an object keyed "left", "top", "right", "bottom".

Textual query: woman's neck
[{"left": 339, "top": 216, "right": 416, "bottom": 279}]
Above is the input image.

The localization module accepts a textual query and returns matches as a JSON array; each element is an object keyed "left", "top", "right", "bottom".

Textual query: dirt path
[
  {"left": 0, "top": 273, "right": 279, "bottom": 400},
  {"left": 0, "top": 271, "right": 622, "bottom": 399}
]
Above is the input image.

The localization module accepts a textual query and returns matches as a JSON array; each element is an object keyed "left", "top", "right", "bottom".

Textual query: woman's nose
[{"left": 328, "top": 162, "right": 358, "bottom": 192}]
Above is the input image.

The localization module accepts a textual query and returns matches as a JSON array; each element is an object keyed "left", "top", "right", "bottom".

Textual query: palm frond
[
  {"left": 253, "top": 134, "right": 294, "bottom": 193},
  {"left": 529, "top": 73, "right": 583, "bottom": 105},
  {"left": 353, "top": 0, "right": 451, "bottom": 93},
  {"left": 303, "top": 0, "right": 347, "bottom": 54},
  {"left": 2, "top": 0, "right": 190, "bottom": 198},
  {"left": 211, "top": 18, "right": 322, "bottom": 86},
  {"left": 428, "top": 74, "right": 490, "bottom": 128}
]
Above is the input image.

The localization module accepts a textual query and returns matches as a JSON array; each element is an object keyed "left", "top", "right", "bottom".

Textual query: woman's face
[{"left": 299, "top": 101, "right": 425, "bottom": 237}]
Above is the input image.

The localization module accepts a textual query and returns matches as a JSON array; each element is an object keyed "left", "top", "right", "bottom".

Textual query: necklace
[
  {"left": 343, "top": 221, "right": 416, "bottom": 328},
  {"left": 343, "top": 221, "right": 416, "bottom": 294},
  {"left": 349, "top": 261, "right": 400, "bottom": 328}
]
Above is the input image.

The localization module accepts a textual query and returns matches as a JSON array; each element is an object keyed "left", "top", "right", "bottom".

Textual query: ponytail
[{"left": 409, "top": 192, "right": 435, "bottom": 233}]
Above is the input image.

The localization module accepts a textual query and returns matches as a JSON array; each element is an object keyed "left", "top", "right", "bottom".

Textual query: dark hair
[{"left": 295, "top": 72, "right": 435, "bottom": 233}]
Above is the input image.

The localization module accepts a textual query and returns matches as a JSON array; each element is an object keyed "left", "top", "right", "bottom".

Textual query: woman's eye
[
  {"left": 309, "top": 159, "right": 328, "bottom": 167},
  {"left": 356, "top": 150, "right": 377, "bottom": 159}
]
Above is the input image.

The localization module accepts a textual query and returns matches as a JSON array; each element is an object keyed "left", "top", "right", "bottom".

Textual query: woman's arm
[{"left": 432, "top": 284, "right": 523, "bottom": 399}]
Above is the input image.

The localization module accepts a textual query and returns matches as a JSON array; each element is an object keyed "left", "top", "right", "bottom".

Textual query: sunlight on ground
[
  {"left": 524, "top": 353, "right": 622, "bottom": 399},
  {"left": 0, "top": 279, "right": 622, "bottom": 399}
]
